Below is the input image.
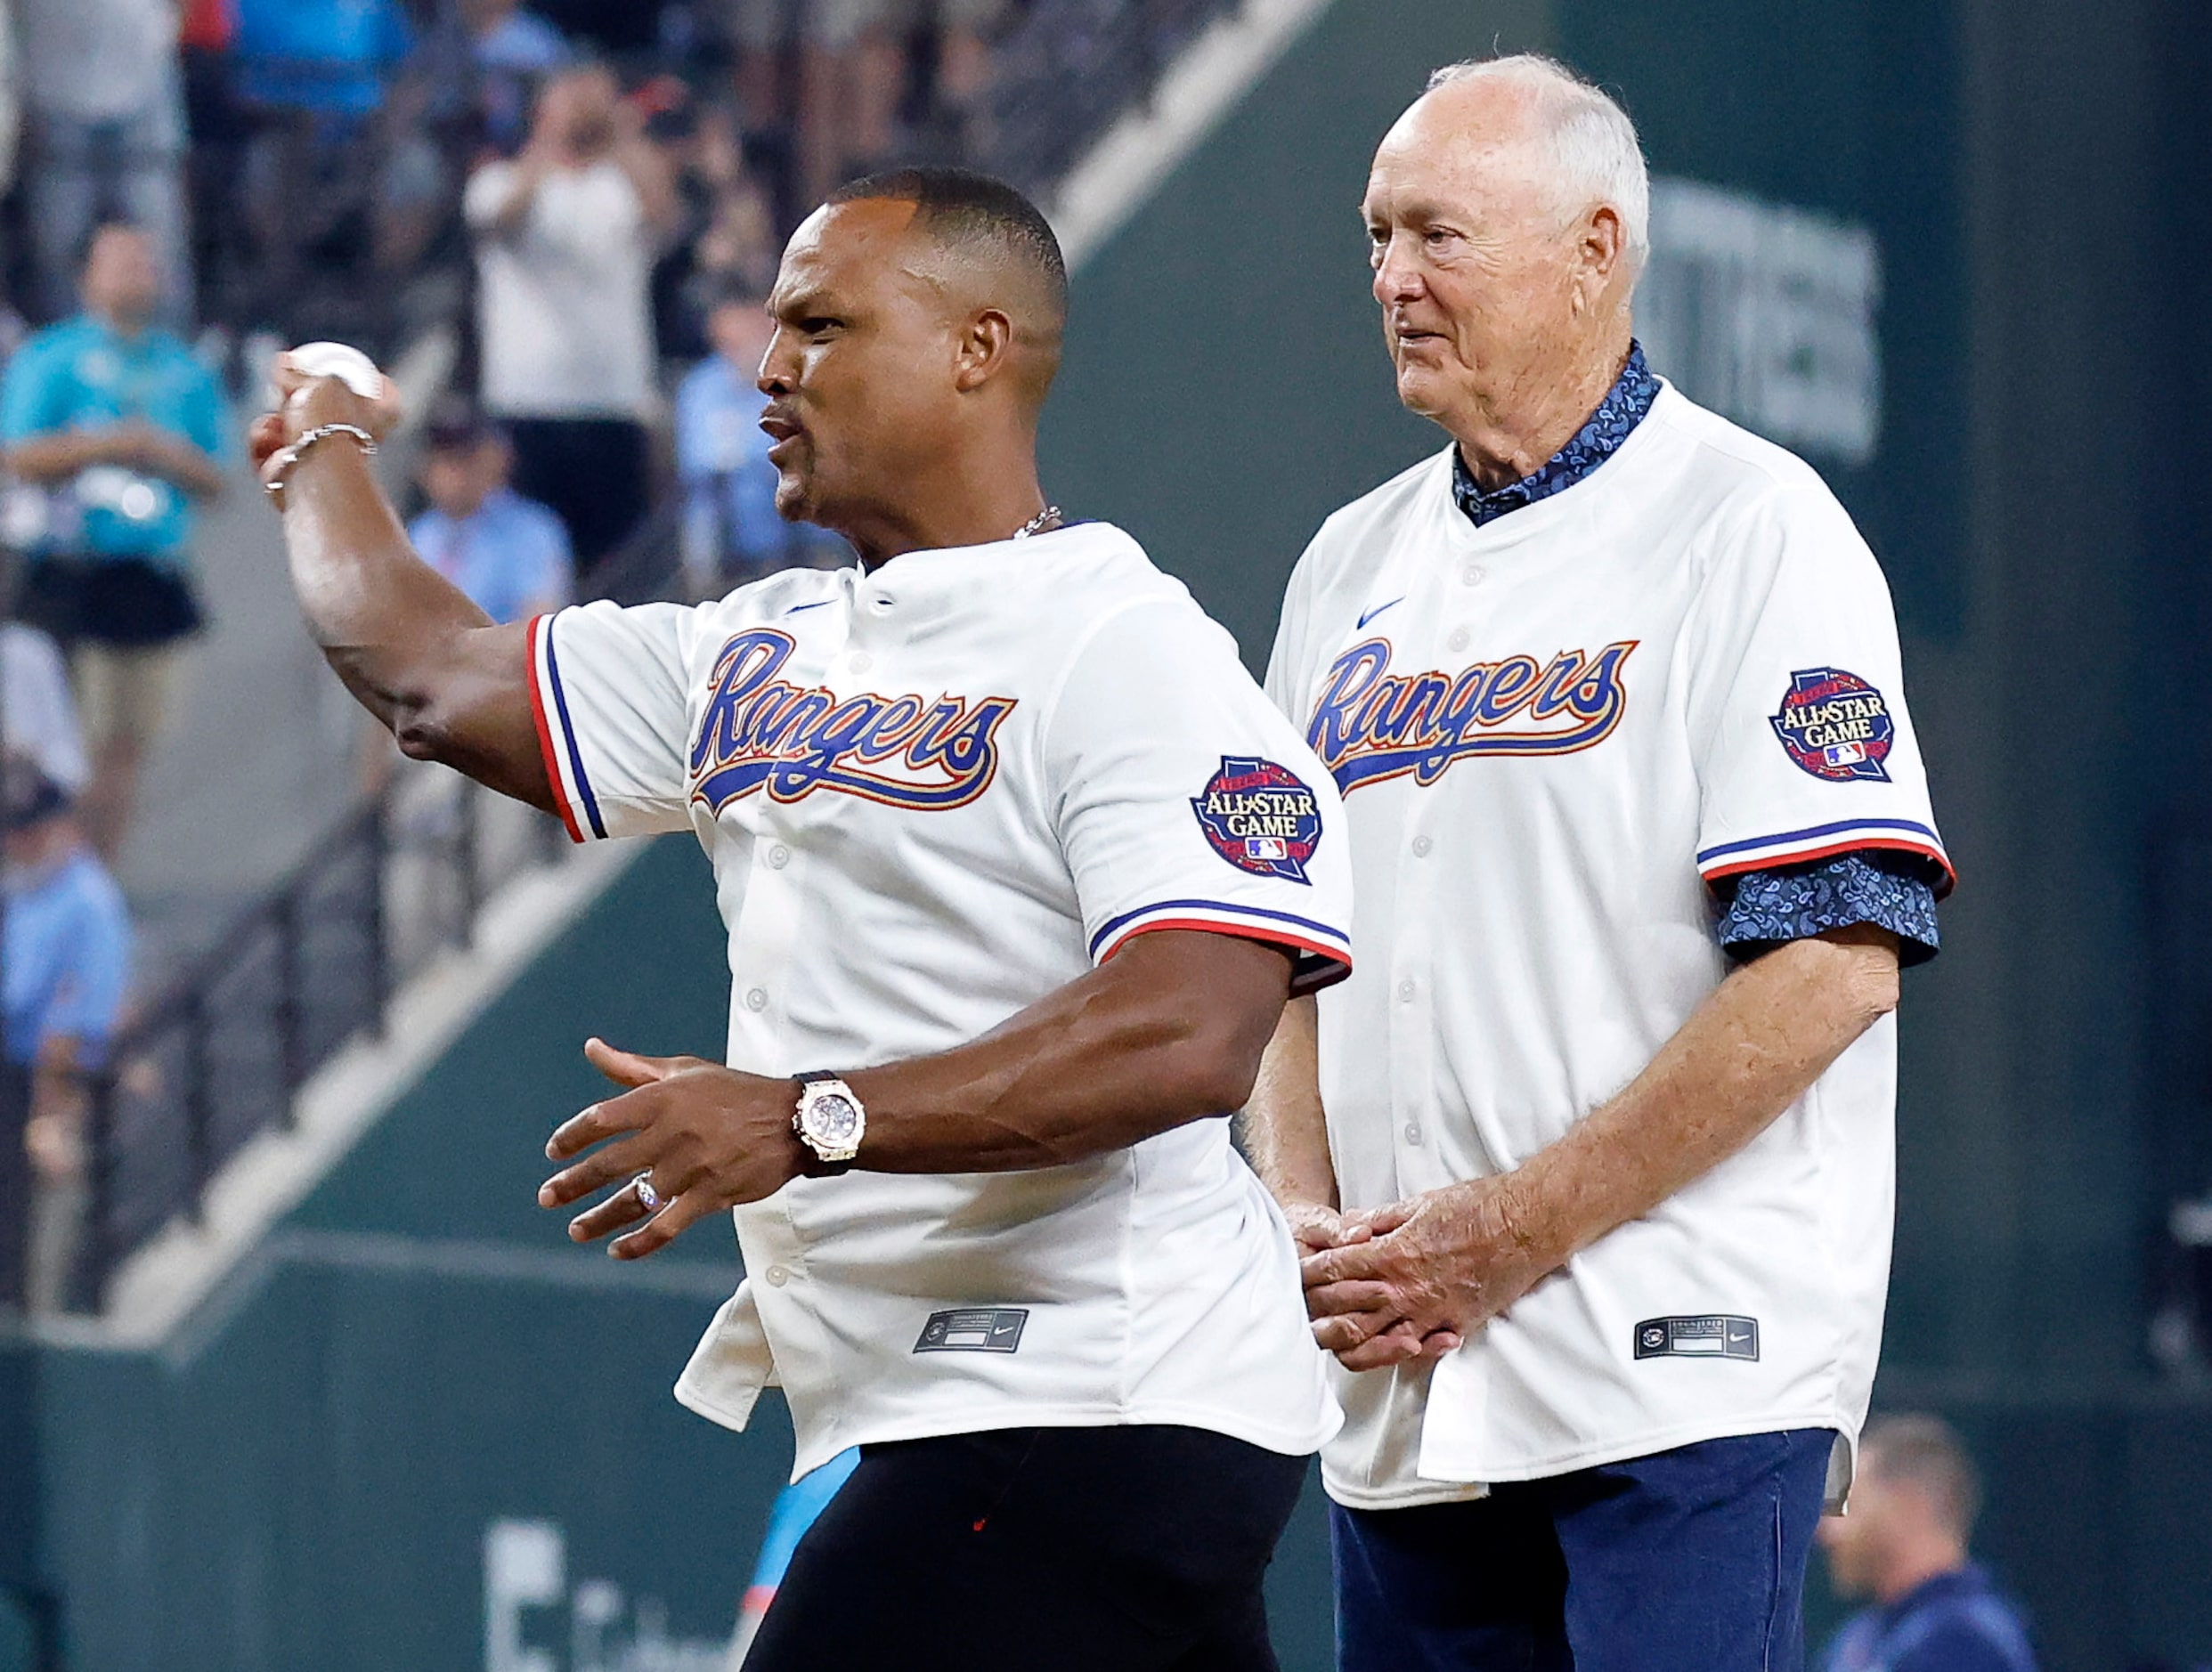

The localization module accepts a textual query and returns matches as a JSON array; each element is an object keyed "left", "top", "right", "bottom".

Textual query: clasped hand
[
  {"left": 536, "top": 1038, "right": 807, "bottom": 1259},
  {"left": 1294, "top": 1178, "right": 1552, "bottom": 1372}
]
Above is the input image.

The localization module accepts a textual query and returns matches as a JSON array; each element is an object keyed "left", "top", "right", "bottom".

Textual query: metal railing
[
  {"left": 69, "top": 775, "right": 570, "bottom": 1311},
  {"left": 62, "top": 509, "right": 689, "bottom": 1314}
]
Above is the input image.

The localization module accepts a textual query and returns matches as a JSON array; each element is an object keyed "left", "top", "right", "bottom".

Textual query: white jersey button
[
  {"left": 1411, "top": 835, "right": 1433, "bottom": 857},
  {"left": 744, "top": 987, "right": 768, "bottom": 1012},
  {"left": 1403, "top": 1123, "right": 1423, "bottom": 1146},
  {"left": 1447, "top": 627, "right": 1470, "bottom": 653},
  {"left": 1461, "top": 564, "right": 1487, "bottom": 587},
  {"left": 769, "top": 844, "right": 791, "bottom": 869},
  {"left": 850, "top": 652, "right": 874, "bottom": 674},
  {"left": 1396, "top": 978, "right": 1416, "bottom": 1002},
  {"left": 764, "top": 1265, "right": 790, "bottom": 1287}
]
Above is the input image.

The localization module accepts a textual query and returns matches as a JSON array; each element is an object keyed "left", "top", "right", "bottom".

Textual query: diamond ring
[{"left": 632, "top": 1171, "right": 665, "bottom": 1213}]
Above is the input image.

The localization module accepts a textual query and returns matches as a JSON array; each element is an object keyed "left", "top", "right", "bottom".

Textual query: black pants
[
  {"left": 747, "top": 1424, "right": 1308, "bottom": 1672},
  {"left": 503, "top": 416, "right": 652, "bottom": 572}
]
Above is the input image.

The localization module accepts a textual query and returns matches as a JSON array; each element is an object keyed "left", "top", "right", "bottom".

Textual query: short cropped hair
[
  {"left": 1427, "top": 54, "right": 1649, "bottom": 270},
  {"left": 828, "top": 166, "right": 1068, "bottom": 321},
  {"left": 1862, "top": 1413, "right": 1983, "bottom": 1537}
]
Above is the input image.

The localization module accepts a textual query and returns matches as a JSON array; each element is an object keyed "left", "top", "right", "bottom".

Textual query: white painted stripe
[{"left": 1049, "top": 0, "right": 1339, "bottom": 270}]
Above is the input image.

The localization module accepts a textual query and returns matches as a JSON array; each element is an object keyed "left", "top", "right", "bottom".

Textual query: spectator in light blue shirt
[
  {"left": 1818, "top": 1415, "right": 2039, "bottom": 1672},
  {"left": 675, "top": 285, "right": 846, "bottom": 597},
  {"left": 0, "top": 762, "right": 132, "bottom": 1313},
  {"left": 407, "top": 403, "right": 573, "bottom": 626},
  {"left": 0, "top": 223, "right": 230, "bottom": 858}
]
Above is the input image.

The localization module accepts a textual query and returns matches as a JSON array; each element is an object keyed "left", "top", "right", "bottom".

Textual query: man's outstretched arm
[
  {"left": 251, "top": 362, "right": 553, "bottom": 810},
  {"left": 538, "top": 928, "right": 1299, "bottom": 1259}
]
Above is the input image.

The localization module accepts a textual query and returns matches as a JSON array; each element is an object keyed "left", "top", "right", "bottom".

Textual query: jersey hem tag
[
  {"left": 1633, "top": 1315, "right": 1760, "bottom": 1361},
  {"left": 914, "top": 1308, "right": 1029, "bottom": 1353}
]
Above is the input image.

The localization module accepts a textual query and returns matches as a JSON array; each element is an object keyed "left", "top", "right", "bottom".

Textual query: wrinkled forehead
[
  {"left": 773, "top": 199, "right": 932, "bottom": 311},
  {"left": 1363, "top": 82, "right": 1552, "bottom": 222}
]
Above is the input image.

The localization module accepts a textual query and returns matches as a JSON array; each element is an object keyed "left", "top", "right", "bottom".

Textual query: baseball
[{"left": 283, "top": 341, "right": 387, "bottom": 402}]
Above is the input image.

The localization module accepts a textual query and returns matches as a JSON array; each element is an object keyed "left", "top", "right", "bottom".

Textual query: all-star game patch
[
  {"left": 1191, "top": 756, "right": 1322, "bottom": 884},
  {"left": 1770, "top": 668, "right": 1895, "bottom": 783}
]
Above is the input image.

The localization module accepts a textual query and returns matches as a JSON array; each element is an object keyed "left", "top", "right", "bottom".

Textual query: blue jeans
[{"left": 1332, "top": 1427, "right": 1834, "bottom": 1672}]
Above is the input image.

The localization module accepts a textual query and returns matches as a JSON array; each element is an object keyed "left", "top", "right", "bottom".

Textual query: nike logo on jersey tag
[
  {"left": 1355, "top": 597, "right": 1404, "bottom": 630},
  {"left": 914, "top": 1307, "right": 1029, "bottom": 1354},
  {"left": 1632, "top": 1315, "right": 1760, "bottom": 1362}
]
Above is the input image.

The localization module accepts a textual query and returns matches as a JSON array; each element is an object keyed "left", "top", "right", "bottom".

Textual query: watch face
[{"left": 808, "top": 1093, "right": 860, "bottom": 1147}]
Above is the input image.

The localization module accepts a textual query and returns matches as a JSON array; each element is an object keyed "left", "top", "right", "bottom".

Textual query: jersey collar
[{"left": 1451, "top": 340, "right": 1659, "bottom": 530}]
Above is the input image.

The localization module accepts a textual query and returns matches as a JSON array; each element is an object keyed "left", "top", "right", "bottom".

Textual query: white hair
[{"left": 1426, "top": 54, "right": 1649, "bottom": 271}]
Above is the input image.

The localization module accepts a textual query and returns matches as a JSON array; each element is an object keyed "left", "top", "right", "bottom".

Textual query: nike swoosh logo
[
  {"left": 1356, "top": 597, "right": 1404, "bottom": 630},
  {"left": 785, "top": 600, "right": 830, "bottom": 616}
]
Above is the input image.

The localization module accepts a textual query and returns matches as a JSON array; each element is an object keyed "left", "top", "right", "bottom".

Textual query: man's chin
[
  {"left": 1393, "top": 366, "right": 1453, "bottom": 420},
  {"left": 772, "top": 474, "right": 817, "bottom": 525}
]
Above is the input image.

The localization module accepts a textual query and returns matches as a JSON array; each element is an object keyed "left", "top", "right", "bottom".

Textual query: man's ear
[
  {"left": 1576, "top": 205, "right": 1627, "bottom": 306},
  {"left": 954, "top": 309, "right": 1015, "bottom": 394}
]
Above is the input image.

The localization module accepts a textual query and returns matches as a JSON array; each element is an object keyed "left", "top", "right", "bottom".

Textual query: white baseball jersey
[
  {"left": 528, "top": 521, "right": 1350, "bottom": 1478},
  {"left": 1265, "top": 382, "right": 1949, "bottom": 1510}
]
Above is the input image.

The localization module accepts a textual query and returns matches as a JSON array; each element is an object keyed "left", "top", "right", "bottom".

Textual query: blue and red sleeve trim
[
  {"left": 526, "top": 612, "right": 606, "bottom": 842},
  {"left": 1090, "top": 899, "right": 1353, "bottom": 994},
  {"left": 1697, "top": 816, "right": 1953, "bottom": 899}
]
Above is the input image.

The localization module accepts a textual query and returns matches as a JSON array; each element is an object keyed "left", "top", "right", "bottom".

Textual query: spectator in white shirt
[
  {"left": 463, "top": 64, "right": 677, "bottom": 570},
  {"left": 17, "top": 0, "right": 191, "bottom": 327}
]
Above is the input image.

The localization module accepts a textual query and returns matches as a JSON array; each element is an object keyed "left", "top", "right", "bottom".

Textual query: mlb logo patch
[
  {"left": 1191, "top": 756, "right": 1323, "bottom": 884},
  {"left": 1770, "top": 667, "right": 1894, "bottom": 783}
]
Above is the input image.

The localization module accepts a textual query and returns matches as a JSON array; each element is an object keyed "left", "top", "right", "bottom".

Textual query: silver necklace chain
[{"left": 1012, "top": 504, "right": 1063, "bottom": 540}]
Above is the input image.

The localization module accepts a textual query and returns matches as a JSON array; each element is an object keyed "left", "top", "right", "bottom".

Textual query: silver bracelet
[{"left": 263, "top": 422, "right": 378, "bottom": 503}]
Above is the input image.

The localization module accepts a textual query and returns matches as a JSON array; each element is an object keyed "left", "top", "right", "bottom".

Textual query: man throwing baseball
[
  {"left": 256, "top": 168, "right": 1351, "bottom": 1671},
  {"left": 1245, "top": 56, "right": 1950, "bottom": 1671}
]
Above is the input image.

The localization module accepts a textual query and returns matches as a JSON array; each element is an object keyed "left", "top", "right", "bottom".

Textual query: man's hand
[
  {"left": 1300, "top": 1177, "right": 1557, "bottom": 1370},
  {"left": 1281, "top": 1199, "right": 1360, "bottom": 1258},
  {"left": 110, "top": 418, "right": 225, "bottom": 499},
  {"left": 538, "top": 1038, "right": 809, "bottom": 1260},
  {"left": 251, "top": 350, "right": 403, "bottom": 470},
  {"left": 25, "top": 1110, "right": 85, "bottom": 1182}
]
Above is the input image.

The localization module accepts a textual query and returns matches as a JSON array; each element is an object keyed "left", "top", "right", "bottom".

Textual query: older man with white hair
[{"left": 1246, "top": 54, "right": 1952, "bottom": 1670}]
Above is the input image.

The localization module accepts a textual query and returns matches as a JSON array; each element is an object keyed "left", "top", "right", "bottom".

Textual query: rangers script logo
[
  {"left": 689, "top": 629, "right": 1015, "bottom": 814},
  {"left": 1191, "top": 756, "right": 1323, "bottom": 883},
  {"left": 1306, "top": 637, "right": 1638, "bottom": 794},
  {"left": 1770, "top": 667, "right": 1894, "bottom": 783}
]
